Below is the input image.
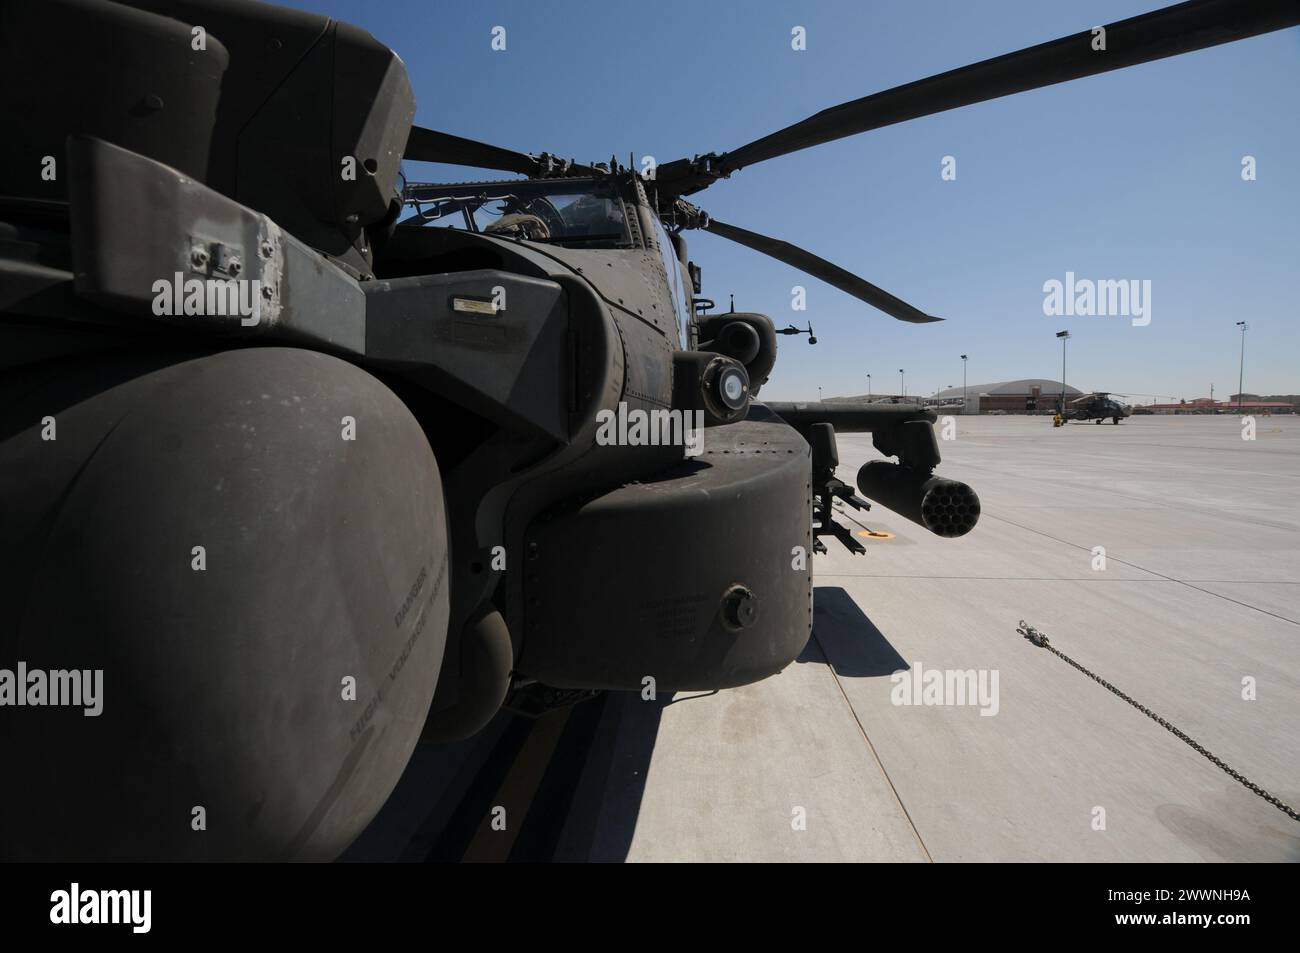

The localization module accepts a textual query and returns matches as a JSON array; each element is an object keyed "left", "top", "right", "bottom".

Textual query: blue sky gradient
[{"left": 281, "top": 0, "right": 1299, "bottom": 401}]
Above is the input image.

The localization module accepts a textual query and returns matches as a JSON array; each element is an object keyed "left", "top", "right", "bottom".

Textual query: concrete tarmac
[{"left": 348, "top": 415, "right": 1300, "bottom": 862}]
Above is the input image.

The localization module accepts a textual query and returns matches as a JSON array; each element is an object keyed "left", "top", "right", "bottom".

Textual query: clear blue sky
[{"left": 281, "top": 0, "right": 1298, "bottom": 401}]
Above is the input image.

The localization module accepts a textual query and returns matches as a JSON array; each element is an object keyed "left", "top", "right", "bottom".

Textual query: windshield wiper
[{"left": 545, "top": 232, "right": 627, "bottom": 246}]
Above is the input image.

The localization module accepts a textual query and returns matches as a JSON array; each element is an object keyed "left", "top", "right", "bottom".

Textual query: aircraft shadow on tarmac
[
  {"left": 801, "top": 586, "right": 909, "bottom": 678},
  {"left": 346, "top": 586, "right": 903, "bottom": 862},
  {"left": 344, "top": 691, "right": 668, "bottom": 863}
]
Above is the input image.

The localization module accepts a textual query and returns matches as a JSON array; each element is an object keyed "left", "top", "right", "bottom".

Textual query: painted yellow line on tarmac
[{"left": 461, "top": 709, "right": 572, "bottom": 862}]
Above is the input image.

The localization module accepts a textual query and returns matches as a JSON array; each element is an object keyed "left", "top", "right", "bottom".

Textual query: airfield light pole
[
  {"left": 867, "top": 374, "right": 871, "bottom": 399},
  {"left": 1056, "top": 330, "right": 1070, "bottom": 412},
  {"left": 818, "top": 385, "right": 824, "bottom": 402},
  {"left": 899, "top": 369, "right": 905, "bottom": 400},
  {"left": 961, "top": 354, "right": 968, "bottom": 415},
  {"left": 1236, "top": 321, "right": 1248, "bottom": 413}
]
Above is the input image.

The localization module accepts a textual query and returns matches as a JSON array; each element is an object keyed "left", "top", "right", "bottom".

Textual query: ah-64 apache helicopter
[
  {"left": 1063, "top": 392, "right": 1135, "bottom": 424},
  {"left": 1, "top": 0, "right": 1295, "bottom": 861}
]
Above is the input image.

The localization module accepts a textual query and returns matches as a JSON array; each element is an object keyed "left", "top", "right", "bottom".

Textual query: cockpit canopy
[{"left": 404, "top": 178, "right": 631, "bottom": 248}]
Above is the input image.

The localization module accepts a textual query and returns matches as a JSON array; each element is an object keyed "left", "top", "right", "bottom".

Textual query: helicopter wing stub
[
  {"left": 702, "top": 217, "right": 943, "bottom": 324},
  {"left": 657, "top": 0, "right": 1300, "bottom": 192}
]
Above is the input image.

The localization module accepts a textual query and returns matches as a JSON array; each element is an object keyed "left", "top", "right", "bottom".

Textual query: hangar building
[{"left": 932, "top": 379, "right": 1083, "bottom": 414}]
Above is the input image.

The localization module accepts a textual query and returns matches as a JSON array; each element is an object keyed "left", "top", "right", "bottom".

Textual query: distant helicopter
[{"left": 1064, "top": 392, "right": 1135, "bottom": 424}]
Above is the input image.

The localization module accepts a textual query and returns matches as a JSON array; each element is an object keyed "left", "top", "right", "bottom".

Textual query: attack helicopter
[
  {"left": 1, "top": 0, "right": 1295, "bottom": 861},
  {"left": 1064, "top": 392, "right": 1135, "bottom": 424}
]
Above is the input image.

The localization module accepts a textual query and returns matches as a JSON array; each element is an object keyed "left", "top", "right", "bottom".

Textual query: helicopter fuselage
[{"left": 0, "top": 0, "right": 984, "bottom": 861}]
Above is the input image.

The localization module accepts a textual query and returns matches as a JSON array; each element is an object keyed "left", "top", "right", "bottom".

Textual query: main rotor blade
[
  {"left": 404, "top": 125, "right": 542, "bottom": 174},
  {"left": 718, "top": 0, "right": 1300, "bottom": 177},
  {"left": 703, "top": 218, "right": 942, "bottom": 323}
]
